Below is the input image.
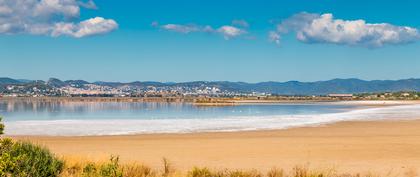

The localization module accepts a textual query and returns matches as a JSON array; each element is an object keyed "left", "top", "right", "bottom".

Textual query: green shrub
[
  {"left": 100, "top": 156, "right": 123, "bottom": 177},
  {"left": 0, "top": 139, "right": 64, "bottom": 177},
  {"left": 0, "top": 116, "right": 4, "bottom": 135},
  {"left": 82, "top": 163, "right": 99, "bottom": 177}
]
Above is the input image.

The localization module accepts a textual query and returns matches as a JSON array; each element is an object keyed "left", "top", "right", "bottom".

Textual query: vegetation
[
  {"left": 0, "top": 116, "right": 3, "bottom": 135},
  {"left": 0, "top": 139, "right": 64, "bottom": 176},
  {"left": 58, "top": 159, "right": 411, "bottom": 177},
  {"left": 0, "top": 116, "right": 63, "bottom": 176},
  {"left": 61, "top": 156, "right": 155, "bottom": 177},
  {"left": 0, "top": 141, "right": 417, "bottom": 177}
]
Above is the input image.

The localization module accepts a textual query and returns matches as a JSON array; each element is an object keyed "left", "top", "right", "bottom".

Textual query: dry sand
[{"left": 13, "top": 119, "right": 420, "bottom": 175}]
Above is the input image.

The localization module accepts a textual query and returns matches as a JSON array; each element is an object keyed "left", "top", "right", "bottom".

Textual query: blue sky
[{"left": 1, "top": 0, "right": 420, "bottom": 82}]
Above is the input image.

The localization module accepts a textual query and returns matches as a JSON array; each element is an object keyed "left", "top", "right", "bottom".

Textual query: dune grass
[
  {"left": 0, "top": 139, "right": 418, "bottom": 177},
  {"left": 57, "top": 156, "right": 419, "bottom": 177}
]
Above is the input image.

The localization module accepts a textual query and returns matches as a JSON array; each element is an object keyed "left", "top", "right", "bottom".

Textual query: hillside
[{"left": 1, "top": 77, "right": 420, "bottom": 95}]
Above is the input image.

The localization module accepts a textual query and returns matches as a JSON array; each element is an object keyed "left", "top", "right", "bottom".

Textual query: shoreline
[
  {"left": 5, "top": 101, "right": 420, "bottom": 136},
  {"left": 9, "top": 117, "right": 420, "bottom": 139},
  {"left": 12, "top": 118, "right": 420, "bottom": 174},
  {"left": 5, "top": 100, "right": 420, "bottom": 174},
  {"left": 1, "top": 96, "right": 419, "bottom": 104},
  {"left": 2, "top": 97, "right": 419, "bottom": 109}
]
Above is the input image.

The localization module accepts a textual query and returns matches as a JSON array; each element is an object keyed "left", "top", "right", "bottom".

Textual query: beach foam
[{"left": 5, "top": 104, "right": 420, "bottom": 136}]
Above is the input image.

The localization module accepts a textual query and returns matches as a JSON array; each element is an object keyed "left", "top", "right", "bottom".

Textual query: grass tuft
[{"left": 267, "top": 168, "right": 284, "bottom": 177}]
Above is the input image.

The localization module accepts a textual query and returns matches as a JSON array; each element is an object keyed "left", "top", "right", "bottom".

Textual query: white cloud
[
  {"left": 217, "top": 25, "right": 246, "bottom": 39},
  {"left": 157, "top": 23, "right": 247, "bottom": 40},
  {"left": 33, "top": 0, "right": 80, "bottom": 19},
  {"left": 52, "top": 17, "right": 118, "bottom": 38},
  {"left": 161, "top": 24, "right": 201, "bottom": 34},
  {"left": 0, "top": 0, "right": 117, "bottom": 37},
  {"left": 275, "top": 12, "right": 420, "bottom": 47}
]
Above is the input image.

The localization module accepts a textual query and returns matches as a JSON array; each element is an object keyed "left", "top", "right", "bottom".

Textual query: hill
[{"left": 1, "top": 78, "right": 420, "bottom": 95}]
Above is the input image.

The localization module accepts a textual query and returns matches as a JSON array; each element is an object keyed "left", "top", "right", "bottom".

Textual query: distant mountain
[
  {"left": 0, "top": 77, "right": 22, "bottom": 85},
  {"left": 92, "top": 78, "right": 420, "bottom": 95},
  {"left": 16, "top": 79, "right": 33, "bottom": 83},
  {"left": 47, "top": 78, "right": 68, "bottom": 87},
  {"left": 245, "top": 78, "right": 420, "bottom": 95},
  {"left": 1, "top": 77, "right": 420, "bottom": 95},
  {"left": 93, "top": 81, "right": 123, "bottom": 87}
]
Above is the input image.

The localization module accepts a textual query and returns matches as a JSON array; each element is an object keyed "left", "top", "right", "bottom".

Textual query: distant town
[
  {"left": 0, "top": 78, "right": 244, "bottom": 98},
  {"left": 0, "top": 77, "right": 420, "bottom": 101}
]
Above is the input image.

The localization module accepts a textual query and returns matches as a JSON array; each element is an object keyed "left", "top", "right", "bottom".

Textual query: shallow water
[{"left": 1, "top": 101, "right": 419, "bottom": 136}]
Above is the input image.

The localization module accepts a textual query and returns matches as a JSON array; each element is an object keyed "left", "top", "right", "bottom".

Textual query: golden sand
[{"left": 13, "top": 119, "right": 420, "bottom": 175}]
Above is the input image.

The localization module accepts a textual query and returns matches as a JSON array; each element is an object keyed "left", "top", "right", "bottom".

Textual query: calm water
[
  {"left": 0, "top": 101, "right": 353, "bottom": 121},
  {"left": 1, "top": 101, "right": 419, "bottom": 136}
]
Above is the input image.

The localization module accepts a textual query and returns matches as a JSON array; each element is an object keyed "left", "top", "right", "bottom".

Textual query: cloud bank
[
  {"left": 0, "top": 0, "right": 117, "bottom": 38},
  {"left": 155, "top": 20, "right": 248, "bottom": 40},
  {"left": 271, "top": 12, "right": 420, "bottom": 47}
]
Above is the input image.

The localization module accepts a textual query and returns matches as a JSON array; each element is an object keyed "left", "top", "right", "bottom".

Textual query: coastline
[
  {"left": 13, "top": 118, "right": 420, "bottom": 175},
  {"left": 5, "top": 100, "right": 420, "bottom": 175},
  {"left": 2, "top": 96, "right": 419, "bottom": 109},
  {"left": 2, "top": 96, "right": 419, "bottom": 104},
  {"left": 5, "top": 100, "right": 420, "bottom": 136}
]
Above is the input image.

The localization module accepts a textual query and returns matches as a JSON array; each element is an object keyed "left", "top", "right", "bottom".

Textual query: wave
[{"left": 5, "top": 104, "right": 420, "bottom": 136}]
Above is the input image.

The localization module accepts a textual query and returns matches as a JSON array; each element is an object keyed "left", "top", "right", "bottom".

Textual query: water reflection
[{"left": 0, "top": 100, "right": 354, "bottom": 122}]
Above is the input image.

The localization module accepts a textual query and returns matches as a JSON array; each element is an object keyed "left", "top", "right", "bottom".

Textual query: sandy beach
[{"left": 13, "top": 118, "right": 420, "bottom": 175}]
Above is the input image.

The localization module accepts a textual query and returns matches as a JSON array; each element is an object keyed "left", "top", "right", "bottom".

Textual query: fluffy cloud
[
  {"left": 156, "top": 21, "right": 247, "bottom": 40},
  {"left": 0, "top": 0, "right": 117, "bottom": 37},
  {"left": 52, "top": 17, "right": 118, "bottom": 38},
  {"left": 273, "top": 12, "right": 420, "bottom": 47},
  {"left": 217, "top": 25, "right": 246, "bottom": 39}
]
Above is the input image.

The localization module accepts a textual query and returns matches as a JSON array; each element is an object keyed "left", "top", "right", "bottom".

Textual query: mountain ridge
[{"left": 1, "top": 77, "right": 420, "bottom": 95}]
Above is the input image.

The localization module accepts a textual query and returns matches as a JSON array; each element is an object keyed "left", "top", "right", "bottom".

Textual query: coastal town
[
  {"left": 1, "top": 80, "right": 239, "bottom": 98},
  {"left": 1, "top": 78, "right": 419, "bottom": 101}
]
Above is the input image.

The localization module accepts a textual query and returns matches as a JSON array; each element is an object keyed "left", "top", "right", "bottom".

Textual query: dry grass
[{"left": 58, "top": 156, "right": 418, "bottom": 177}]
